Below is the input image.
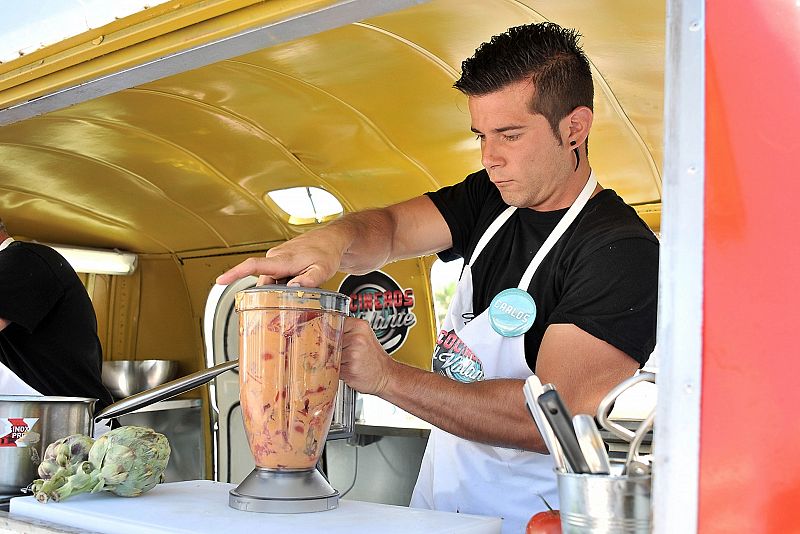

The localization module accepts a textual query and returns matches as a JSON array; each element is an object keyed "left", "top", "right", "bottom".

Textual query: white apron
[
  {"left": 410, "top": 173, "right": 597, "bottom": 533},
  {"left": 0, "top": 361, "right": 43, "bottom": 395}
]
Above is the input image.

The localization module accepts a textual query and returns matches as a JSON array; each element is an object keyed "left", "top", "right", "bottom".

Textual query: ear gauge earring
[{"left": 571, "top": 141, "right": 580, "bottom": 170}]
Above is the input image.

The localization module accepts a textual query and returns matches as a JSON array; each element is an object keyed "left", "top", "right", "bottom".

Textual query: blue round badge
[{"left": 488, "top": 288, "right": 536, "bottom": 337}]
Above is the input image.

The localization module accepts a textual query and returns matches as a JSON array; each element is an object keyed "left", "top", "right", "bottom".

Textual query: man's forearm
[
  {"left": 325, "top": 209, "right": 396, "bottom": 275},
  {"left": 327, "top": 196, "right": 452, "bottom": 275},
  {"left": 216, "top": 195, "right": 450, "bottom": 289},
  {"left": 379, "top": 359, "right": 548, "bottom": 453}
]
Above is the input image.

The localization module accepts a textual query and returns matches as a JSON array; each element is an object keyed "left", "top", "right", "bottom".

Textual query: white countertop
[{"left": 9, "top": 480, "right": 501, "bottom": 534}]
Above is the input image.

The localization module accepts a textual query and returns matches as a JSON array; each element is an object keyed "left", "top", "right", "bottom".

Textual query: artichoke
[
  {"left": 37, "top": 434, "right": 95, "bottom": 480},
  {"left": 87, "top": 426, "right": 171, "bottom": 497},
  {"left": 33, "top": 426, "right": 171, "bottom": 503}
]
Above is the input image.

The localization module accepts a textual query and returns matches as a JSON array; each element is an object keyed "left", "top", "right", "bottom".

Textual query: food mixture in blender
[{"left": 239, "top": 306, "right": 345, "bottom": 470}]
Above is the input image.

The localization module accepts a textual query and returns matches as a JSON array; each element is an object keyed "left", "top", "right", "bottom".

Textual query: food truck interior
[
  {"left": 0, "top": 0, "right": 663, "bottom": 508},
  {"left": 9, "top": 0, "right": 793, "bottom": 531}
]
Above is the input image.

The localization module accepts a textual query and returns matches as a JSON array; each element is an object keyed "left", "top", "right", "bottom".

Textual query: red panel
[{"left": 701, "top": 0, "right": 800, "bottom": 532}]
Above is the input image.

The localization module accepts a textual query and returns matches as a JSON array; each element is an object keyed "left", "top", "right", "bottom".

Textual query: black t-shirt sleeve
[
  {"left": 426, "top": 171, "right": 499, "bottom": 262},
  {"left": 0, "top": 246, "right": 63, "bottom": 332},
  {"left": 547, "top": 237, "right": 659, "bottom": 365}
]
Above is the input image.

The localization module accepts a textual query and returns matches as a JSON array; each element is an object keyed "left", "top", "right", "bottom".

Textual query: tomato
[{"left": 525, "top": 509, "right": 561, "bottom": 534}]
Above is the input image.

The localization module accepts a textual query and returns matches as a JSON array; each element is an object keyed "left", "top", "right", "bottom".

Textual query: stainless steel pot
[
  {"left": 0, "top": 396, "right": 96, "bottom": 494},
  {"left": 0, "top": 360, "right": 238, "bottom": 494}
]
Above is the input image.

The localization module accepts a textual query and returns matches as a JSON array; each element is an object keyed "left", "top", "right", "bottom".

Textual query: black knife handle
[{"left": 537, "top": 389, "right": 591, "bottom": 474}]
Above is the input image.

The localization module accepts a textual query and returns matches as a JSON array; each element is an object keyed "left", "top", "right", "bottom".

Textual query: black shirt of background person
[{"left": 0, "top": 241, "right": 115, "bottom": 411}]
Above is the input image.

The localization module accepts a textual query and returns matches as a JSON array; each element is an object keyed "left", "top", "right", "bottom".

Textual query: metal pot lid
[{"left": 0, "top": 395, "right": 96, "bottom": 403}]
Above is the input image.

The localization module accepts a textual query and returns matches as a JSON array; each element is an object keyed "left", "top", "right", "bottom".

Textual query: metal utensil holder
[
  {"left": 557, "top": 371, "right": 656, "bottom": 533},
  {"left": 556, "top": 469, "right": 651, "bottom": 533}
]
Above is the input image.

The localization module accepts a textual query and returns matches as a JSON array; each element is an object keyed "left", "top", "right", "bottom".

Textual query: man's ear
[{"left": 562, "top": 106, "right": 593, "bottom": 147}]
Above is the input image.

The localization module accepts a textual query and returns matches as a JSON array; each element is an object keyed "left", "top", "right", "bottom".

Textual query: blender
[{"left": 229, "top": 286, "right": 350, "bottom": 513}]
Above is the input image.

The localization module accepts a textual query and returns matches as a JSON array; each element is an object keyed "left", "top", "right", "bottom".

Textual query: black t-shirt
[
  {"left": 426, "top": 169, "right": 659, "bottom": 371},
  {"left": 0, "top": 241, "right": 114, "bottom": 410}
]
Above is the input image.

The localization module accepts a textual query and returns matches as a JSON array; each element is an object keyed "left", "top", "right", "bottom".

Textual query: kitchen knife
[
  {"left": 522, "top": 375, "right": 568, "bottom": 471},
  {"left": 537, "top": 388, "right": 592, "bottom": 474}
]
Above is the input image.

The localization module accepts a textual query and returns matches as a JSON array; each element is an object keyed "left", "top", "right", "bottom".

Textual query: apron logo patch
[
  {"left": 338, "top": 271, "right": 417, "bottom": 355},
  {"left": 433, "top": 329, "right": 484, "bottom": 382},
  {"left": 0, "top": 417, "right": 40, "bottom": 447}
]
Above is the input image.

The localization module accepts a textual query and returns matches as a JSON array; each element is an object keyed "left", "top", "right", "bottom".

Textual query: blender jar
[{"left": 235, "top": 286, "right": 349, "bottom": 471}]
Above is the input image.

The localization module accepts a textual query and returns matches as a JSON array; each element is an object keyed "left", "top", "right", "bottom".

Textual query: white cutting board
[{"left": 10, "top": 480, "right": 501, "bottom": 534}]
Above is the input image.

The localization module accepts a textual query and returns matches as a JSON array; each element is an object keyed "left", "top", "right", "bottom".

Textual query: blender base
[{"left": 229, "top": 467, "right": 339, "bottom": 513}]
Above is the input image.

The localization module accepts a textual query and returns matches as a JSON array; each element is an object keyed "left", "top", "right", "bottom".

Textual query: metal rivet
[
  {"left": 689, "top": 21, "right": 702, "bottom": 32},
  {"left": 687, "top": 166, "right": 697, "bottom": 175}
]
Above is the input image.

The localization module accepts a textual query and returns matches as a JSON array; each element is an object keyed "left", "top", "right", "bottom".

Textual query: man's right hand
[{"left": 215, "top": 227, "right": 348, "bottom": 288}]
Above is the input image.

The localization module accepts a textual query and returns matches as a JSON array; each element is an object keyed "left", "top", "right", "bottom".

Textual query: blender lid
[{"left": 235, "top": 285, "right": 349, "bottom": 314}]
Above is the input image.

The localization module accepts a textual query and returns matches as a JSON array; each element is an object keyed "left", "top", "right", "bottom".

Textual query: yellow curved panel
[{"left": 0, "top": 0, "right": 664, "bottom": 253}]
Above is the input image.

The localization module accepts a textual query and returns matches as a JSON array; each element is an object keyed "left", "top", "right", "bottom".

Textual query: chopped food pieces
[{"left": 239, "top": 307, "right": 345, "bottom": 469}]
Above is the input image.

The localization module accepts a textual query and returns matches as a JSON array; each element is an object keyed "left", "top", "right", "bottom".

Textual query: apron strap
[
  {"left": 467, "top": 206, "right": 516, "bottom": 266},
  {"left": 518, "top": 172, "right": 598, "bottom": 290}
]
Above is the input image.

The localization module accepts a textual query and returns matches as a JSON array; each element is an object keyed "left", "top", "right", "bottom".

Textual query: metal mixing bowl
[{"left": 102, "top": 359, "right": 179, "bottom": 399}]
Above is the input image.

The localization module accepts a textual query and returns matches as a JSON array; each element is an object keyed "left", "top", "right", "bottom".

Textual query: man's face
[{"left": 468, "top": 79, "right": 573, "bottom": 210}]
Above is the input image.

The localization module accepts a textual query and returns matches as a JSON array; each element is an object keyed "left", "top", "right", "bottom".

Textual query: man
[
  {"left": 0, "top": 218, "right": 115, "bottom": 412},
  {"left": 218, "top": 22, "right": 658, "bottom": 532}
]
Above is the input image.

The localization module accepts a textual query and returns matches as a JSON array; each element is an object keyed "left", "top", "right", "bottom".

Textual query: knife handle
[{"left": 537, "top": 389, "right": 592, "bottom": 474}]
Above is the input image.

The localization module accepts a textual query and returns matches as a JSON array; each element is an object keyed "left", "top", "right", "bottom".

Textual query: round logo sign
[
  {"left": 338, "top": 270, "right": 417, "bottom": 355},
  {"left": 488, "top": 288, "right": 536, "bottom": 337}
]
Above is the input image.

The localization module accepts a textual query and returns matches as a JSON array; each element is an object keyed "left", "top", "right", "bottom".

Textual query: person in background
[
  {"left": 0, "top": 217, "right": 115, "bottom": 413},
  {"left": 217, "top": 22, "right": 658, "bottom": 532}
]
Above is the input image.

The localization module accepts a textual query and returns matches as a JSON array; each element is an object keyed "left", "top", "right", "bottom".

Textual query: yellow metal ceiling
[{"left": 0, "top": 0, "right": 664, "bottom": 254}]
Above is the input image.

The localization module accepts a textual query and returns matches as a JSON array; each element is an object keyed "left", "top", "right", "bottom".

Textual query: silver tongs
[{"left": 596, "top": 371, "right": 657, "bottom": 476}]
